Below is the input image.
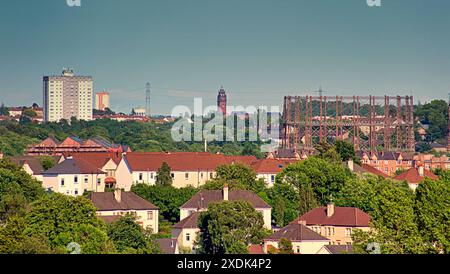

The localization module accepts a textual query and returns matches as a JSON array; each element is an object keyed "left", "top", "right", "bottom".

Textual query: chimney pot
[
  {"left": 418, "top": 166, "right": 424, "bottom": 177},
  {"left": 114, "top": 188, "right": 122, "bottom": 203},
  {"left": 223, "top": 184, "right": 229, "bottom": 201},
  {"left": 347, "top": 160, "right": 354, "bottom": 172},
  {"left": 327, "top": 203, "right": 335, "bottom": 217}
]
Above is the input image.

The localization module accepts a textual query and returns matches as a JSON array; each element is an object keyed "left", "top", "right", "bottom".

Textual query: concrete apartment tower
[
  {"left": 95, "top": 91, "right": 110, "bottom": 111},
  {"left": 43, "top": 69, "right": 93, "bottom": 122},
  {"left": 217, "top": 86, "right": 227, "bottom": 115}
]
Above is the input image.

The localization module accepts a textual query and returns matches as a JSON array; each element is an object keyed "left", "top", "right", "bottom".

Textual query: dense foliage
[
  {"left": 337, "top": 175, "right": 450, "bottom": 254},
  {"left": 0, "top": 119, "right": 264, "bottom": 157},
  {"left": 156, "top": 162, "right": 173, "bottom": 186},
  {"left": 202, "top": 163, "right": 266, "bottom": 193},
  {"left": 131, "top": 184, "right": 198, "bottom": 223},
  {"left": 108, "top": 215, "right": 161, "bottom": 254},
  {"left": 415, "top": 100, "right": 449, "bottom": 143},
  {"left": 0, "top": 159, "right": 45, "bottom": 221},
  {"left": 197, "top": 200, "right": 270, "bottom": 254}
]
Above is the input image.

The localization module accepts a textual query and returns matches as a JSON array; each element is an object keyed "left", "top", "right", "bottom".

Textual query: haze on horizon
[{"left": 0, "top": 0, "right": 449, "bottom": 115}]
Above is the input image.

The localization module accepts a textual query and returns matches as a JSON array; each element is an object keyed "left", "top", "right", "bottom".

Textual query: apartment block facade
[
  {"left": 95, "top": 91, "right": 110, "bottom": 111},
  {"left": 43, "top": 69, "right": 93, "bottom": 122}
]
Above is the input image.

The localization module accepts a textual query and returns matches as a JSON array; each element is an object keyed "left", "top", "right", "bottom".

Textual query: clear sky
[{"left": 0, "top": 0, "right": 449, "bottom": 115}]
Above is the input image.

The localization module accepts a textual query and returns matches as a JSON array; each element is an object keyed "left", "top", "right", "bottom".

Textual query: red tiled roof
[
  {"left": 293, "top": 206, "right": 371, "bottom": 227},
  {"left": 250, "top": 159, "right": 297, "bottom": 173},
  {"left": 265, "top": 223, "right": 330, "bottom": 242},
  {"left": 393, "top": 168, "right": 439, "bottom": 184},
  {"left": 123, "top": 152, "right": 257, "bottom": 171},
  {"left": 65, "top": 152, "right": 122, "bottom": 167},
  {"left": 248, "top": 245, "right": 264, "bottom": 254},
  {"left": 59, "top": 136, "right": 83, "bottom": 148},
  {"left": 361, "top": 164, "right": 389, "bottom": 178},
  {"left": 36, "top": 137, "right": 60, "bottom": 147},
  {"left": 181, "top": 190, "right": 271, "bottom": 209},
  {"left": 88, "top": 192, "right": 159, "bottom": 211}
]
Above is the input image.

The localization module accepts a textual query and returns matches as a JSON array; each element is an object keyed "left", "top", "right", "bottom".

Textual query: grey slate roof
[
  {"left": 42, "top": 158, "right": 106, "bottom": 175},
  {"left": 180, "top": 190, "right": 271, "bottom": 209},
  {"left": 88, "top": 192, "right": 159, "bottom": 211},
  {"left": 265, "top": 223, "right": 330, "bottom": 242}
]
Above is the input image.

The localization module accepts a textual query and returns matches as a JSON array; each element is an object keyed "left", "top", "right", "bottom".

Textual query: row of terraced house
[{"left": 2, "top": 141, "right": 445, "bottom": 254}]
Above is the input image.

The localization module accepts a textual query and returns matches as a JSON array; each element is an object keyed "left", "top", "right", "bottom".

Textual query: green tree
[
  {"left": 203, "top": 163, "right": 266, "bottom": 193},
  {"left": 38, "top": 156, "right": 56, "bottom": 171},
  {"left": 265, "top": 183, "right": 301, "bottom": 227},
  {"left": 197, "top": 201, "right": 270, "bottom": 254},
  {"left": 315, "top": 142, "right": 342, "bottom": 164},
  {"left": 0, "top": 103, "right": 9, "bottom": 116},
  {"left": 156, "top": 162, "right": 173, "bottom": 186},
  {"left": 334, "top": 176, "right": 379, "bottom": 213},
  {"left": 24, "top": 193, "right": 111, "bottom": 254},
  {"left": 0, "top": 215, "right": 53, "bottom": 254},
  {"left": 414, "top": 179, "right": 450, "bottom": 253},
  {"left": 22, "top": 109, "right": 37, "bottom": 118},
  {"left": 414, "top": 100, "right": 448, "bottom": 142},
  {"left": 353, "top": 181, "right": 426, "bottom": 254},
  {"left": 131, "top": 184, "right": 198, "bottom": 223},
  {"left": 108, "top": 215, "right": 160, "bottom": 254},
  {"left": 276, "top": 157, "right": 353, "bottom": 204},
  {"left": 278, "top": 238, "right": 294, "bottom": 254},
  {"left": 334, "top": 140, "right": 356, "bottom": 162},
  {"left": 273, "top": 196, "right": 285, "bottom": 228},
  {"left": 0, "top": 159, "right": 45, "bottom": 221}
]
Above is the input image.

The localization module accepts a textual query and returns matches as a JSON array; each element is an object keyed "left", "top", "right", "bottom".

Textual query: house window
[
  {"left": 150, "top": 173, "right": 154, "bottom": 179},
  {"left": 74, "top": 189, "right": 78, "bottom": 195},
  {"left": 97, "top": 178, "right": 101, "bottom": 185},
  {"left": 200, "top": 173, "right": 204, "bottom": 179},
  {"left": 61, "top": 178, "right": 65, "bottom": 186},
  {"left": 296, "top": 247, "right": 300, "bottom": 253},
  {"left": 139, "top": 173, "right": 143, "bottom": 181},
  {"left": 345, "top": 228, "right": 352, "bottom": 236},
  {"left": 270, "top": 175, "right": 275, "bottom": 183},
  {"left": 74, "top": 176, "right": 78, "bottom": 184},
  {"left": 147, "top": 211, "right": 153, "bottom": 220},
  {"left": 210, "top": 173, "right": 213, "bottom": 179},
  {"left": 186, "top": 233, "right": 191, "bottom": 242},
  {"left": 84, "top": 176, "right": 88, "bottom": 184},
  {"left": 171, "top": 173, "right": 174, "bottom": 179},
  {"left": 384, "top": 168, "right": 388, "bottom": 173},
  {"left": 185, "top": 173, "right": 189, "bottom": 180}
]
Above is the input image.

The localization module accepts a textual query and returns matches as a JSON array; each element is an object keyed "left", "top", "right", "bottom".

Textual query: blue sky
[{"left": 0, "top": 0, "right": 449, "bottom": 114}]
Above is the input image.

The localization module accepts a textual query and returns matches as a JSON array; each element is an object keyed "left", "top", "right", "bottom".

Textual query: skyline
[{"left": 0, "top": 0, "right": 449, "bottom": 114}]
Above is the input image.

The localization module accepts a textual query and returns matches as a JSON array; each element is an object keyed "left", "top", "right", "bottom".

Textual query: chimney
[
  {"left": 418, "top": 166, "right": 424, "bottom": 177},
  {"left": 326, "top": 203, "right": 335, "bottom": 217},
  {"left": 347, "top": 160, "right": 354, "bottom": 172},
  {"left": 223, "top": 184, "right": 229, "bottom": 201},
  {"left": 114, "top": 188, "right": 122, "bottom": 203},
  {"left": 298, "top": 220, "right": 307, "bottom": 226}
]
